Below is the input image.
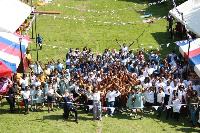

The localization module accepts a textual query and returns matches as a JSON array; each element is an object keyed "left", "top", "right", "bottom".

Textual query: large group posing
[{"left": 5, "top": 39, "right": 200, "bottom": 126}]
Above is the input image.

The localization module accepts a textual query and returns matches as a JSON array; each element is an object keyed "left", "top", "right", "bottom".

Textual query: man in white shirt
[
  {"left": 20, "top": 74, "right": 29, "bottom": 90},
  {"left": 105, "top": 88, "right": 120, "bottom": 117},
  {"left": 29, "top": 61, "right": 43, "bottom": 75}
]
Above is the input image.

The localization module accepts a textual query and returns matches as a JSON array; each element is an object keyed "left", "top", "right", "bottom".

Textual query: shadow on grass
[
  {"left": 116, "top": 110, "right": 200, "bottom": 132},
  {"left": 118, "top": 0, "right": 170, "bottom": 18}
]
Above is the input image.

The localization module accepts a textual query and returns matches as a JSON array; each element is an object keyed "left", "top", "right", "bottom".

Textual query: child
[
  {"left": 126, "top": 88, "right": 135, "bottom": 116},
  {"left": 145, "top": 87, "right": 154, "bottom": 115},
  {"left": 156, "top": 87, "right": 165, "bottom": 118},
  {"left": 30, "top": 85, "right": 36, "bottom": 111},
  {"left": 134, "top": 88, "right": 144, "bottom": 120},
  {"left": 19, "top": 86, "right": 31, "bottom": 115},
  {"left": 85, "top": 87, "right": 93, "bottom": 114},
  {"left": 46, "top": 84, "right": 55, "bottom": 113},
  {"left": 172, "top": 95, "right": 181, "bottom": 121},
  {"left": 35, "top": 86, "right": 43, "bottom": 111}
]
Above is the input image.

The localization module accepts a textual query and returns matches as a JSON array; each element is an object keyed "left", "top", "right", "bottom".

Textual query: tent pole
[
  {"left": 35, "top": 13, "right": 38, "bottom": 61},
  {"left": 187, "top": 40, "right": 190, "bottom": 77},
  {"left": 19, "top": 38, "right": 24, "bottom": 76}
]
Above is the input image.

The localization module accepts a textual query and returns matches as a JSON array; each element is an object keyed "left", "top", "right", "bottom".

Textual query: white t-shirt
[
  {"left": 157, "top": 91, "right": 165, "bottom": 103},
  {"left": 164, "top": 86, "right": 172, "bottom": 95},
  {"left": 30, "top": 65, "right": 43, "bottom": 75},
  {"left": 21, "top": 90, "right": 30, "bottom": 99},
  {"left": 33, "top": 81, "right": 41, "bottom": 87},
  {"left": 172, "top": 99, "right": 181, "bottom": 112},
  {"left": 156, "top": 82, "right": 166, "bottom": 93},
  {"left": 20, "top": 78, "right": 29, "bottom": 89},
  {"left": 46, "top": 89, "right": 54, "bottom": 96},
  {"left": 147, "top": 91, "right": 154, "bottom": 103},
  {"left": 178, "top": 90, "right": 186, "bottom": 103},
  {"left": 183, "top": 80, "right": 192, "bottom": 88},
  {"left": 143, "top": 82, "right": 152, "bottom": 89},
  {"left": 169, "top": 53, "right": 176, "bottom": 62},
  {"left": 172, "top": 86, "right": 178, "bottom": 92},
  {"left": 93, "top": 91, "right": 101, "bottom": 101},
  {"left": 106, "top": 90, "right": 120, "bottom": 102},
  {"left": 121, "top": 46, "right": 129, "bottom": 55},
  {"left": 30, "top": 75, "right": 36, "bottom": 85}
]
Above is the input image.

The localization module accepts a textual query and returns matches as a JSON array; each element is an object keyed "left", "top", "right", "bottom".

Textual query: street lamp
[{"left": 19, "top": 37, "right": 24, "bottom": 76}]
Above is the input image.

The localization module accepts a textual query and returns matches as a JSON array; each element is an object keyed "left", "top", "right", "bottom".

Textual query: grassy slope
[
  {"left": 1, "top": 0, "right": 198, "bottom": 133},
  {"left": 29, "top": 0, "right": 176, "bottom": 64}
]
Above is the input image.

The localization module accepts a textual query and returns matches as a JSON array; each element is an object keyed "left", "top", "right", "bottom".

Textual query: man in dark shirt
[
  {"left": 63, "top": 93, "right": 78, "bottom": 123},
  {"left": 6, "top": 83, "right": 18, "bottom": 113}
]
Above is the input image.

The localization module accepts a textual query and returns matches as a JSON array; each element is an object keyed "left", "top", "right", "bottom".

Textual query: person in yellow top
[
  {"left": 13, "top": 71, "right": 22, "bottom": 84},
  {"left": 85, "top": 81, "right": 93, "bottom": 91},
  {"left": 26, "top": 51, "right": 32, "bottom": 66},
  {"left": 38, "top": 72, "right": 46, "bottom": 87},
  {"left": 42, "top": 64, "right": 52, "bottom": 76}
]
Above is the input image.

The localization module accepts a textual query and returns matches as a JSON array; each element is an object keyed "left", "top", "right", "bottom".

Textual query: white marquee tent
[
  {"left": 0, "top": 0, "right": 32, "bottom": 33},
  {"left": 169, "top": 0, "right": 200, "bottom": 37}
]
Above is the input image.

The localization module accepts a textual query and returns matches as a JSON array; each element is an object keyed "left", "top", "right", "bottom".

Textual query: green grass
[
  {"left": 0, "top": 99, "right": 199, "bottom": 133},
  {"left": 28, "top": 0, "right": 178, "bottom": 64},
  {"left": 1, "top": 0, "right": 197, "bottom": 132}
]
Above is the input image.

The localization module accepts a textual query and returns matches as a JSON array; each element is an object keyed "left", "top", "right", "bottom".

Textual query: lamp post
[{"left": 19, "top": 37, "right": 24, "bottom": 76}]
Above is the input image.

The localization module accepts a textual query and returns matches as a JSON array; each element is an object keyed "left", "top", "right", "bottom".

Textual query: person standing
[
  {"left": 190, "top": 90, "right": 200, "bottom": 127},
  {"left": 19, "top": 86, "right": 31, "bottom": 115},
  {"left": 35, "top": 86, "right": 43, "bottom": 111},
  {"left": 6, "top": 83, "right": 18, "bottom": 113},
  {"left": 92, "top": 87, "right": 102, "bottom": 121},
  {"left": 105, "top": 88, "right": 120, "bottom": 117},
  {"left": 134, "top": 88, "right": 144, "bottom": 120},
  {"left": 46, "top": 84, "right": 55, "bottom": 113},
  {"left": 156, "top": 87, "right": 165, "bottom": 118},
  {"left": 37, "top": 33, "right": 43, "bottom": 50}
]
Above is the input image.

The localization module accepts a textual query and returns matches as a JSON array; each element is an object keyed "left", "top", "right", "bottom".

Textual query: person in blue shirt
[
  {"left": 37, "top": 34, "right": 43, "bottom": 50},
  {"left": 51, "top": 58, "right": 64, "bottom": 72}
]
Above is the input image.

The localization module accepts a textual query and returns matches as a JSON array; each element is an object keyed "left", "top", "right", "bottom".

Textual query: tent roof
[
  {"left": 0, "top": 0, "right": 32, "bottom": 33},
  {"left": 176, "top": 38, "right": 200, "bottom": 77},
  {"left": 0, "top": 32, "right": 29, "bottom": 77},
  {"left": 169, "top": 0, "right": 200, "bottom": 37}
]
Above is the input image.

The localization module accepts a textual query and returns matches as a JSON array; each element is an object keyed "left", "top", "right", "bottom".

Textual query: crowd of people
[{"left": 4, "top": 39, "right": 200, "bottom": 126}]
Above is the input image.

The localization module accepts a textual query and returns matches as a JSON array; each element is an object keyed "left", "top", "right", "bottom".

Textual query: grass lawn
[
  {"left": 28, "top": 0, "right": 179, "bottom": 64},
  {"left": 0, "top": 98, "right": 199, "bottom": 133},
  {"left": 1, "top": 0, "right": 199, "bottom": 133}
]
